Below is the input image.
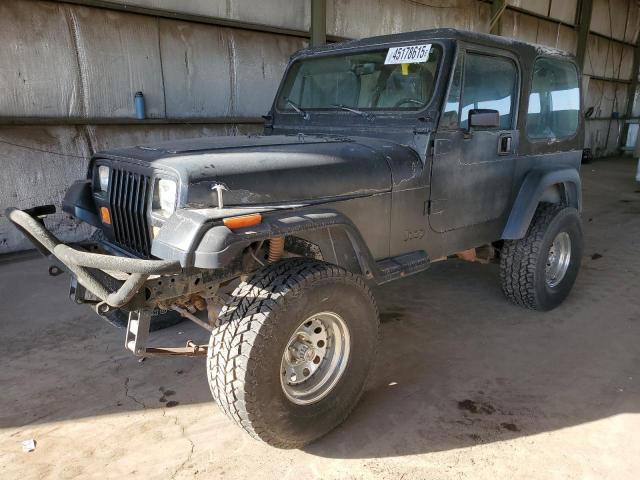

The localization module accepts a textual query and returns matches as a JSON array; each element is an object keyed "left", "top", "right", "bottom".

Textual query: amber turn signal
[
  {"left": 100, "top": 206, "right": 111, "bottom": 225},
  {"left": 223, "top": 213, "right": 262, "bottom": 230}
]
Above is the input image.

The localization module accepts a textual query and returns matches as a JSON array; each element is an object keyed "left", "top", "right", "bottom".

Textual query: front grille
[{"left": 108, "top": 168, "right": 152, "bottom": 258}]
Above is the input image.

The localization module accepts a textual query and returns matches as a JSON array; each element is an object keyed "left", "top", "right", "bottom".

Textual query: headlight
[
  {"left": 97, "top": 166, "right": 109, "bottom": 192},
  {"left": 157, "top": 178, "right": 177, "bottom": 215}
]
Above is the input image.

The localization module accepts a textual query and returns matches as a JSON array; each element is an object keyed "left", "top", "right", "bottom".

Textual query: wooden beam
[
  {"left": 575, "top": 0, "right": 594, "bottom": 69},
  {"left": 55, "top": 0, "right": 346, "bottom": 43},
  {"left": 310, "top": 0, "right": 327, "bottom": 46},
  {"left": 490, "top": 0, "right": 506, "bottom": 36},
  {"left": 621, "top": 34, "right": 640, "bottom": 147}
]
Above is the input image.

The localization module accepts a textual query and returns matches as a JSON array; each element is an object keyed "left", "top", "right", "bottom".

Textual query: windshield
[{"left": 276, "top": 44, "right": 442, "bottom": 113}]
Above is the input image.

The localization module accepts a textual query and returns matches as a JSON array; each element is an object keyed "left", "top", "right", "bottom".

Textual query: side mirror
[{"left": 468, "top": 109, "right": 500, "bottom": 129}]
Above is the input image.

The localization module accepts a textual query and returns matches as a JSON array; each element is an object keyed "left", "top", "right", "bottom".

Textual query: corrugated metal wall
[{"left": 1, "top": 0, "right": 638, "bottom": 253}]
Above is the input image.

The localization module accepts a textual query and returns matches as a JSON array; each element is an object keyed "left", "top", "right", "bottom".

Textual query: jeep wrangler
[{"left": 7, "top": 28, "right": 583, "bottom": 448}]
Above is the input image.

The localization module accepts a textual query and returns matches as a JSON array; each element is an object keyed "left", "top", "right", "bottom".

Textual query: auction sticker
[{"left": 384, "top": 44, "right": 432, "bottom": 65}]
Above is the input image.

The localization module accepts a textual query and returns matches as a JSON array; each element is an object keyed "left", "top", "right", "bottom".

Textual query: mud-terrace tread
[
  {"left": 206, "top": 258, "right": 377, "bottom": 448},
  {"left": 500, "top": 203, "right": 565, "bottom": 310}
]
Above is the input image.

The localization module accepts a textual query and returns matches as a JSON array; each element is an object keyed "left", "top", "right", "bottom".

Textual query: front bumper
[{"left": 5, "top": 206, "right": 182, "bottom": 309}]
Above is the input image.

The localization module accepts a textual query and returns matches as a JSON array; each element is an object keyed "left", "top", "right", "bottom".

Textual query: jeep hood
[{"left": 98, "top": 134, "right": 396, "bottom": 207}]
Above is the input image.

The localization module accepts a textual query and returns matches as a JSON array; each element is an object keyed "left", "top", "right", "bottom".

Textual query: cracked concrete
[
  {"left": 0, "top": 156, "right": 639, "bottom": 479},
  {"left": 168, "top": 413, "right": 196, "bottom": 480},
  {"left": 124, "top": 377, "right": 148, "bottom": 410}
]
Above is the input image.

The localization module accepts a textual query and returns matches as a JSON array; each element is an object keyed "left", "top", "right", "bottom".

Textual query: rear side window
[
  {"left": 460, "top": 53, "right": 517, "bottom": 129},
  {"left": 527, "top": 58, "right": 580, "bottom": 140}
]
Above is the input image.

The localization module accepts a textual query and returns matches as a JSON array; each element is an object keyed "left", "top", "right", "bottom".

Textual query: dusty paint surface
[{"left": 0, "top": 157, "right": 639, "bottom": 479}]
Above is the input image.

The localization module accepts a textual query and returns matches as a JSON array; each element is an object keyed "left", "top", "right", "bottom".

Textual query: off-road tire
[
  {"left": 206, "top": 258, "right": 379, "bottom": 448},
  {"left": 500, "top": 203, "right": 583, "bottom": 311}
]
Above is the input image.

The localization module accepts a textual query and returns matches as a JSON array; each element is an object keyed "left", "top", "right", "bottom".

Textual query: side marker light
[{"left": 223, "top": 213, "right": 262, "bottom": 230}]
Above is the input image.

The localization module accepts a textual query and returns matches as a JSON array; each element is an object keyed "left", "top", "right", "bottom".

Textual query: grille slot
[{"left": 108, "top": 168, "right": 152, "bottom": 258}]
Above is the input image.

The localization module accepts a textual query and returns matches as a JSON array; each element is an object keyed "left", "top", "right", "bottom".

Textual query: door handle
[{"left": 498, "top": 134, "right": 512, "bottom": 155}]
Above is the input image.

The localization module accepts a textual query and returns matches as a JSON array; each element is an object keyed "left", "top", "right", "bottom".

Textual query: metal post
[
  {"left": 490, "top": 0, "right": 506, "bottom": 36},
  {"left": 621, "top": 35, "right": 640, "bottom": 148},
  {"left": 310, "top": 0, "right": 327, "bottom": 46},
  {"left": 575, "top": 0, "right": 593, "bottom": 70}
]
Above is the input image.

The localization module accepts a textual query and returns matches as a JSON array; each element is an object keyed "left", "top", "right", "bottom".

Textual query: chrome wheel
[
  {"left": 280, "top": 312, "right": 350, "bottom": 405},
  {"left": 545, "top": 231, "right": 571, "bottom": 287}
]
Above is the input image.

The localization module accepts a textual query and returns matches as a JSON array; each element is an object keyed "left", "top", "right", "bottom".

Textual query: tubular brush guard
[{"left": 5, "top": 206, "right": 182, "bottom": 310}]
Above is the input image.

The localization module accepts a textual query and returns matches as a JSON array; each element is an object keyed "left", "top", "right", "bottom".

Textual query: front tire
[
  {"left": 500, "top": 203, "right": 583, "bottom": 311},
  {"left": 207, "top": 259, "right": 379, "bottom": 448}
]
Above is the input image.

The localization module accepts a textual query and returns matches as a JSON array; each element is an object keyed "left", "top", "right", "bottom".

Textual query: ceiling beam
[{"left": 54, "top": 0, "right": 345, "bottom": 43}]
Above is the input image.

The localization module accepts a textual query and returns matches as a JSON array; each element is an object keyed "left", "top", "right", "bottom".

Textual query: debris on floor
[
  {"left": 457, "top": 399, "right": 496, "bottom": 415},
  {"left": 21, "top": 439, "right": 36, "bottom": 452}
]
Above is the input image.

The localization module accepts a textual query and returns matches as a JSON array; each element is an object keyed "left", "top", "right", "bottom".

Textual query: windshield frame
[{"left": 272, "top": 40, "right": 447, "bottom": 118}]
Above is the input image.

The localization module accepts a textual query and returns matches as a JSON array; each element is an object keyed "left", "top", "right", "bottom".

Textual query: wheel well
[
  {"left": 539, "top": 184, "right": 563, "bottom": 204},
  {"left": 285, "top": 228, "right": 367, "bottom": 277},
  {"left": 502, "top": 174, "right": 581, "bottom": 241},
  {"left": 539, "top": 182, "right": 579, "bottom": 208},
  {"left": 284, "top": 236, "right": 323, "bottom": 260},
  {"left": 243, "top": 230, "right": 366, "bottom": 277}
]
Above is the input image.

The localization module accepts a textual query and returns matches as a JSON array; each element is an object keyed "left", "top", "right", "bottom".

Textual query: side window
[
  {"left": 527, "top": 58, "right": 580, "bottom": 140},
  {"left": 460, "top": 53, "right": 517, "bottom": 130}
]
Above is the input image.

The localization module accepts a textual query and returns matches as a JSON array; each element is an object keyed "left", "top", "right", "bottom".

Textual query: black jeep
[{"left": 7, "top": 28, "right": 583, "bottom": 448}]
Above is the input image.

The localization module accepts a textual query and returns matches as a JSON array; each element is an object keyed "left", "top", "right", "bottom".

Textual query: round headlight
[
  {"left": 97, "top": 166, "right": 110, "bottom": 192},
  {"left": 157, "top": 178, "right": 177, "bottom": 215}
]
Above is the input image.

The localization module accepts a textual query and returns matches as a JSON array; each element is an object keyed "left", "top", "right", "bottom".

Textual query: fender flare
[
  {"left": 62, "top": 180, "right": 101, "bottom": 227},
  {"left": 152, "top": 208, "right": 378, "bottom": 279},
  {"left": 502, "top": 168, "right": 581, "bottom": 240}
]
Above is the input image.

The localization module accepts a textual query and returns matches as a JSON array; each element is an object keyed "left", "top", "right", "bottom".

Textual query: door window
[
  {"left": 459, "top": 53, "right": 517, "bottom": 129},
  {"left": 527, "top": 58, "right": 580, "bottom": 140}
]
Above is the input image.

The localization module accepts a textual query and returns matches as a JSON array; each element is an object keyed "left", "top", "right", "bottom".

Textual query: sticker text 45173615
[{"left": 384, "top": 44, "right": 432, "bottom": 65}]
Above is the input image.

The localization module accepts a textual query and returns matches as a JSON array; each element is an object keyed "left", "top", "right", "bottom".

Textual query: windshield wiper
[
  {"left": 286, "top": 99, "right": 309, "bottom": 119},
  {"left": 329, "top": 104, "right": 374, "bottom": 119}
]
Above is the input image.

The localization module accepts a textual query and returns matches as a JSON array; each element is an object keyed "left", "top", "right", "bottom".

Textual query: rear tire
[
  {"left": 207, "top": 259, "right": 379, "bottom": 448},
  {"left": 500, "top": 203, "right": 583, "bottom": 311}
]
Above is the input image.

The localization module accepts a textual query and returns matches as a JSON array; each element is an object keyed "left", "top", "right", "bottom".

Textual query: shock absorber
[{"left": 268, "top": 236, "right": 285, "bottom": 263}]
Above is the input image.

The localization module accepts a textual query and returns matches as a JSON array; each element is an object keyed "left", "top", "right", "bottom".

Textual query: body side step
[{"left": 375, "top": 250, "right": 430, "bottom": 284}]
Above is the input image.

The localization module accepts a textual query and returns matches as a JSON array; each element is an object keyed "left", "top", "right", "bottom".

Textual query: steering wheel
[{"left": 393, "top": 98, "right": 424, "bottom": 108}]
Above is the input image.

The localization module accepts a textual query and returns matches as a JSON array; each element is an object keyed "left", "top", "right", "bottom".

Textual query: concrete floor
[{"left": 1, "top": 156, "right": 639, "bottom": 480}]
